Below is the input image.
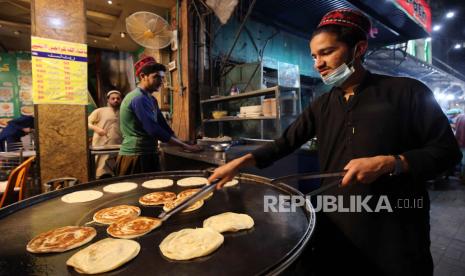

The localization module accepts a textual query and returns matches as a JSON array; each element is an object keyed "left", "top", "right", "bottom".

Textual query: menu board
[
  {"left": 17, "top": 53, "right": 33, "bottom": 117},
  {"left": 31, "top": 36, "right": 87, "bottom": 105},
  {"left": 0, "top": 53, "right": 21, "bottom": 127}
]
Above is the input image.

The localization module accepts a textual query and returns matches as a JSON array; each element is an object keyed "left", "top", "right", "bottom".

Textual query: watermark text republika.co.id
[{"left": 264, "top": 195, "right": 424, "bottom": 213}]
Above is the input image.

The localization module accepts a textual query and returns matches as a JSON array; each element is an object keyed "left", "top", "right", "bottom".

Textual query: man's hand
[
  {"left": 95, "top": 128, "right": 108, "bottom": 137},
  {"left": 22, "top": 127, "right": 32, "bottom": 133},
  {"left": 183, "top": 144, "right": 203, "bottom": 152},
  {"left": 208, "top": 154, "right": 256, "bottom": 189},
  {"left": 341, "top": 155, "right": 395, "bottom": 186}
]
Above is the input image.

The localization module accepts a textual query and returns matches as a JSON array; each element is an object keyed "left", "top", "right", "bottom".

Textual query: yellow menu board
[{"left": 31, "top": 36, "right": 87, "bottom": 105}]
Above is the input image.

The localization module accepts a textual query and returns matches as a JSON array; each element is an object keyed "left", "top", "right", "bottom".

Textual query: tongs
[
  {"left": 158, "top": 179, "right": 219, "bottom": 222},
  {"left": 158, "top": 171, "right": 346, "bottom": 221},
  {"left": 271, "top": 171, "right": 346, "bottom": 196}
]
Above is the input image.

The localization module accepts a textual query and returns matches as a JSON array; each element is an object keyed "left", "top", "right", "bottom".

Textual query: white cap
[{"left": 106, "top": 90, "right": 121, "bottom": 98}]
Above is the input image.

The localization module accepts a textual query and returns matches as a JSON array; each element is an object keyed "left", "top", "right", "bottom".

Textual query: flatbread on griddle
[
  {"left": 163, "top": 197, "right": 204, "bottom": 213},
  {"left": 159, "top": 228, "right": 224, "bottom": 260},
  {"left": 27, "top": 226, "right": 96, "bottom": 253},
  {"left": 66, "top": 238, "right": 140, "bottom": 274},
  {"left": 203, "top": 212, "right": 254, "bottom": 233},
  {"left": 103, "top": 182, "right": 138, "bottom": 193},
  {"left": 142, "top": 179, "right": 174, "bottom": 189},
  {"left": 61, "top": 190, "right": 103, "bottom": 203},
  {"left": 176, "top": 177, "right": 208, "bottom": 187},
  {"left": 139, "top": 191, "right": 176, "bottom": 206},
  {"left": 107, "top": 216, "right": 162, "bottom": 239},
  {"left": 177, "top": 188, "right": 213, "bottom": 200},
  {"left": 93, "top": 205, "right": 141, "bottom": 225}
]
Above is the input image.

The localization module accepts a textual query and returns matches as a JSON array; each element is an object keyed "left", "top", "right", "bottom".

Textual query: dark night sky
[{"left": 429, "top": 0, "right": 465, "bottom": 75}]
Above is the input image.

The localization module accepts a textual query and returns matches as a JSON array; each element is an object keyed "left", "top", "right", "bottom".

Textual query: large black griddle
[{"left": 0, "top": 171, "right": 315, "bottom": 275}]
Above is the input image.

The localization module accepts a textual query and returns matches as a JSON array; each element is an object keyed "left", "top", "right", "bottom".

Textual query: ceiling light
[
  {"left": 107, "top": 0, "right": 112, "bottom": 4},
  {"left": 446, "top": 11, "right": 455, "bottom": 18},
  {"left": 120, "top": 32, "right": 125, "bottom": 38},
  {"left": 94, "top": 39, "right": 98, "bottom": 43},
  {"left": 14, "top": 30, "right": 20, "bottom": 35},
  {"left": 436, "top": 93, "right": 445, "bottom": 100},
  {"left": 49, "top": 17, "right": 62, "bottom": 27},
  {"left": 433, "top": 25, "right": 442, "bottom": 31},
  {"left": 454, "top": 43, "right": 461, "bottom": 49}
]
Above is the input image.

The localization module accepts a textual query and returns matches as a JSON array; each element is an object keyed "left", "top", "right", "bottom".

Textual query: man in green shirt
[{"left": 116, "top": 57, "right": 201, "bottom": 175}]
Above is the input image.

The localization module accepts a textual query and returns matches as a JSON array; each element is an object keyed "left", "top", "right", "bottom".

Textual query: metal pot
[{"left": 211, "top": 143, "right": 231, "bottom": 152}]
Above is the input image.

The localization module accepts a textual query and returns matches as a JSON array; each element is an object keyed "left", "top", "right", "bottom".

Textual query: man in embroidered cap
[
  {"left": 209, "top": 8, "right": 460, "bottom": 276},
  {"left": 88, "top": 90, "right": 122, "bottom": 179},
  {"left": 116, "top": 57, "right": 201, "bottom": 176}
]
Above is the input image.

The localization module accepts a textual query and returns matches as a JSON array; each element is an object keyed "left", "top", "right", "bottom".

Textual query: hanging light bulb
[{"left": 120, "top": 32, "right": 126, "bottom": 38}]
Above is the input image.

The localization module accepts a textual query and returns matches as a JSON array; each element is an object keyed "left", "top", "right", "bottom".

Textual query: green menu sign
[{"left": 0, "top": 52, "right": 32, "bottom": 127}]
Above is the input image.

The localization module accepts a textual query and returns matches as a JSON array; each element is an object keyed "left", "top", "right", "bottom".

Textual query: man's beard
[{"left": 109, "top": 103, "right": 120, "bottom": 109}]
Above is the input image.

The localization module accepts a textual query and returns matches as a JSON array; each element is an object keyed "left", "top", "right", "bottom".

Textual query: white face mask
[{"left": 320, "top": 47, "right": 358, "bottom": 87}]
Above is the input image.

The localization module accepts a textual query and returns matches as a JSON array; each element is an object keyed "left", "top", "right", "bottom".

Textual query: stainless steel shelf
[
  {"left": 203, "top": 116, "right": 277, "bottom": 123},
  {"left": 200, "top": 86, "right": 278, "bottom": 104}
]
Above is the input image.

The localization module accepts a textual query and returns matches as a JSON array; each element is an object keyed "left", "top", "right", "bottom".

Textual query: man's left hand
[
  {"left": 341, "top": 156, "right": 395, "bottom": 186},
  {"left": 22, "top": 127, "right": 32, "bottom": 133},
  {"left": 183, "top": 144, "right": 203, "bottom": 152}
]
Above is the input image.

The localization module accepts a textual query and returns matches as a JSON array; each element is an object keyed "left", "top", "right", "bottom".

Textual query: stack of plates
[
  {"left": 238, "top": 105, "right": 263, "bottom": 118},
  {"left": 238, "top": 112, "right": 262, "bottom": 118}
]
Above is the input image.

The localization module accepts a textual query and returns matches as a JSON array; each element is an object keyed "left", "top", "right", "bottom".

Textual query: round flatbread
[
  {"left": 224, "top": 179, "right": 239, "bottom": 187},
  {"left": 107, "top": 216, "right": 162, "bottom": 239},
  {"left": 177, "top": 177, "right": 208, "bottom": 187},
  {"left": 203, "top": 212, "right": 254, "bottom": 233},
  {"left": 103, "top": 182, "right": 138, "bottom": 193},
  {"left": 178, "top": 188, "right": 213, "bottom": 200},
  {"left": 66, "top": 238, "right": 140, "bottom": 274},
  {"left": 139, "top": 191, "right": 176, "bottom": 206},
  {"left": 27, "top": 226, "right": 96, "bottom": 253},
  {"left": 142, "top": 179, "right": 174, "bottom": 189},
  {"left": 93, "top": 205, "right": 141, "bottom": 225},
  {"left": 61, "top": 190, "right": 103, "bottom": 203},
  {"left": 163, "top": 197, "right": 204, "bottom": 213},
  {"left": 159, "top": 228, "right": 224, "bottom": 261}
]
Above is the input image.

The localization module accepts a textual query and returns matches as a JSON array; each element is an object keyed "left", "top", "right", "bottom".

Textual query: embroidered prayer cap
[
  {"left": 134, "top": 56, "right": 156, "bottom": 77},
  {"left": 318, "top": 8, "right": 372, "bottom": 36}
]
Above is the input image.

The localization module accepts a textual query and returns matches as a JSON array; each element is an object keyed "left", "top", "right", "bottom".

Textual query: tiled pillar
[{"left": 31, "top": 0, "right": 89, "bottom": 186}]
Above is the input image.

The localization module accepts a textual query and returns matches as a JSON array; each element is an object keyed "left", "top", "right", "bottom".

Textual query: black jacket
[{"left": 252, "top": 72, "right": 461, "bottom": 275}]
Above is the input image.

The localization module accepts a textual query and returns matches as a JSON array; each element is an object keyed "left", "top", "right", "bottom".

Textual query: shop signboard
[
  {"left": 394, "top": 0, "right": 432, "bottom": 33},
  {"left": 31, "top": 36, "right": 87, "bottom": 105}
]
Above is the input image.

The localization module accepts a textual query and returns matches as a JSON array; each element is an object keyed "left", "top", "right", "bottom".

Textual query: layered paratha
[
  {"left": 159, "top": 228, "right": 224, "bottom": 261},
  {"left": 27, "top": 226, "right": 96, "bottom": 253},
  {"left": 177, "top": 188, "right": 213, "bottom": 200},
  {"left": 66, "top": 238, "right": 140, "bottom": 274},
  {"left": 139, "top": 191, "right": 176, "bottom": 206},
  {"left": 163, "top": 197, "right": 204, "bottom": 213},
  {"left": 203, "top": 212, "right": 254, "bottom": 233},
  {"left": 107, "top": 216, "right": 162, "bottom": 239},
  {"left": 224, "top": 179, "right": 239, "bottom": 187},
  {"left": 93, "top": 205, "right": 141, "bottom": 225}
]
